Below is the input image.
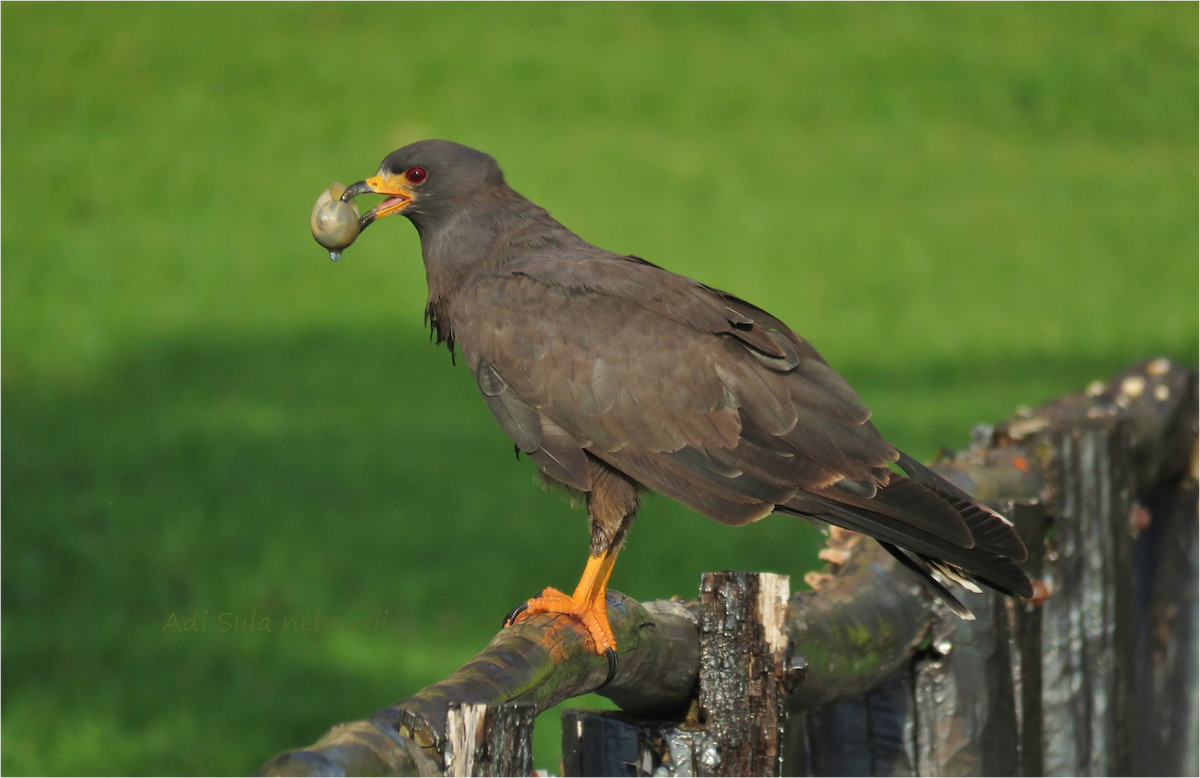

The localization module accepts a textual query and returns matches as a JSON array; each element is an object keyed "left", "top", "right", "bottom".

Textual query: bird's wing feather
[{"left": 529, "top": 416, "right": 592, "bottom": 491}]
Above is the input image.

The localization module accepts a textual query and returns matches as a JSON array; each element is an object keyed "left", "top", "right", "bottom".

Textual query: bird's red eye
[{"left": 405, "top": 167, "right": 427, "bottom": 184}]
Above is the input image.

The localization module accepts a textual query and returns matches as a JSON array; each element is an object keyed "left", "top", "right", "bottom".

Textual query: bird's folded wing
[{"left": 451, "top": 254, "right": 900, "bottom": 515}]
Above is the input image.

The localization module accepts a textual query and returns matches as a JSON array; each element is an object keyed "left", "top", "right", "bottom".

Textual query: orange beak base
[{"left": 342, "top": 173, "right": 414, "bottom": 229}]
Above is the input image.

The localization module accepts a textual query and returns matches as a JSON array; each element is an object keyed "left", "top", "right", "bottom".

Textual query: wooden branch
[
  {"left": 257, "top": 593, "right": 699, "bottom": 776},
  {"left": 256, "top": 718, "right": 440, "bottom": 777},
  {"left": 255, "top": 552, "right": 926, "bottom": 778}
]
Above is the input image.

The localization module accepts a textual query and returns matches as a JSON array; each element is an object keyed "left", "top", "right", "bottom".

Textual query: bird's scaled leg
[
  {"left": 505, "top": 457, "right": 639, "bottom": 675},
  {"left": 508, "top": 547, "right": 621, "bottom": 654}
]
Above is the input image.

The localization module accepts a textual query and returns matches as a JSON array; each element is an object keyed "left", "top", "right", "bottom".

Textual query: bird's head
[{"left": 342, "top": 140, "right": 505, "bottom": 231}]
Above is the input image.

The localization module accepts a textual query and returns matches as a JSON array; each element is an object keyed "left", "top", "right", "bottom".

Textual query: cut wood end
[
  {"left": 756, "top": 573, "right": 791, "bottom": 653},
  {"left": 444, "top": 702, "right": 487, "bottom": 777}
]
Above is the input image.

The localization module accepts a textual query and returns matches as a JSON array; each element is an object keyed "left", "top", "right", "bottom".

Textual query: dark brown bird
[{"left": 337, "top": 140, "right": 1032, "bottom": 671}]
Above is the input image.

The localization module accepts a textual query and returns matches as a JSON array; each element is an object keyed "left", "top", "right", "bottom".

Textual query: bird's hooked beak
[{"left": 342, "top": 173, "right": 414, "bottom": 231}]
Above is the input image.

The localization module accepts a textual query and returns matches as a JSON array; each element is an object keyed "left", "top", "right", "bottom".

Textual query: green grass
[{"left": 2, "top": 3, "right": 1196, "bottom": 774}]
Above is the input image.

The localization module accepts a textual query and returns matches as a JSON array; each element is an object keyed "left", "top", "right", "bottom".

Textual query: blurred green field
[{"left": 2, "top": 4, "right": 1195, "bottom": 775}]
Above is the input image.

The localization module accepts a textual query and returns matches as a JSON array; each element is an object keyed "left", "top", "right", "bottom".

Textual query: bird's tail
[{"left": 777, "top": 451, "right": 1032, "bottom": 618}]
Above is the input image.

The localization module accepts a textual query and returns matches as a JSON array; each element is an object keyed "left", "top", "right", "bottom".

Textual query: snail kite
[{"left": 336, "top": 140, "right": 1032, "bottom": 667}]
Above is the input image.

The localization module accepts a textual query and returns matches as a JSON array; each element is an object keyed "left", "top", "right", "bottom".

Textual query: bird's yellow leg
[{"left": 513, "top": 549, "right": 620, "bottom": 654}]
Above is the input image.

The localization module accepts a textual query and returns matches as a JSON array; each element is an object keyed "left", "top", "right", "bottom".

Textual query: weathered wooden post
[
  {"left": 981, "top": 360, "right": 1194, "bottom": 776},
  {"left": 699, "top": 572, "right": 791, "bottom": 776},
  {"left": 1000, "top": 500, "right": 1050, "bottom": 777},
  {"left": 443, "top": 702, "right": 536, "bottom": 777},
  {"left": 1132, "top": 476, "right": 1199, "bottom": 777},
  {"left": 1037, "top": 421, "right": 1137, "bottom": 775},
  {"left": 782, "top": 359, "right": 1196, "bottom": 777},
  {"left": 1128, "top": 362, "right": 1199, "bottom": 777},
  {"left": 561, "top": 572, "right": 794, "bottom": 776}
]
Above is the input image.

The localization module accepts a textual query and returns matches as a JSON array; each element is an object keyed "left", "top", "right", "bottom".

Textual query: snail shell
[{"left": 310, "top": 183, "right": 361, "bottom": 251}]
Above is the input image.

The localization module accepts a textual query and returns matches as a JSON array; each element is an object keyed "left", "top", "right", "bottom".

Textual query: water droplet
[
  {"left": 936, "top": 640, "right": 953, "bottom": 656},
  {"left": 329, "top": 250, "right": 341, "bottom": 262}
]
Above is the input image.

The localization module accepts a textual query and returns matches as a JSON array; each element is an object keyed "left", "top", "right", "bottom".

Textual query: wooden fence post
[
  {"left": 999, "top": 500, "right": 1050, "bottom": 778},
  {"left": 913, "top": 592, "right": 1019, "bottom": 776},
  {"left": 1132, "top": 476, "right": 1199, "bottom": 776},
  {"left": 1128, "top": 362, "right": 1199, "bottom": 777},
  {"left": 443, "top": 702, "right": 536, "bottom": 777},
  {"left": 699, "top": 572, "right": 791, "bottom": 777},
  {"left": 1038, "top": 421, "right": 1138, "bottom": 775},
  {"left": 561, "top": 572, "right": 793, "bottom": 776},
  {"left": 786, "top": 663, "right": 920, "bottom": 776},
  {"left": 560, "top": 708, "right": 718, "bottom": 778}
]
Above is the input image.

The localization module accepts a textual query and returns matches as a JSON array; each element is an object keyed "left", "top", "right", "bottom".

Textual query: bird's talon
[
  {"left": 599, "top": 647, "right": 619, "bottom": 689},
  {"left": 502, "top": 601, "right": 529, "bottom": 627}
]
